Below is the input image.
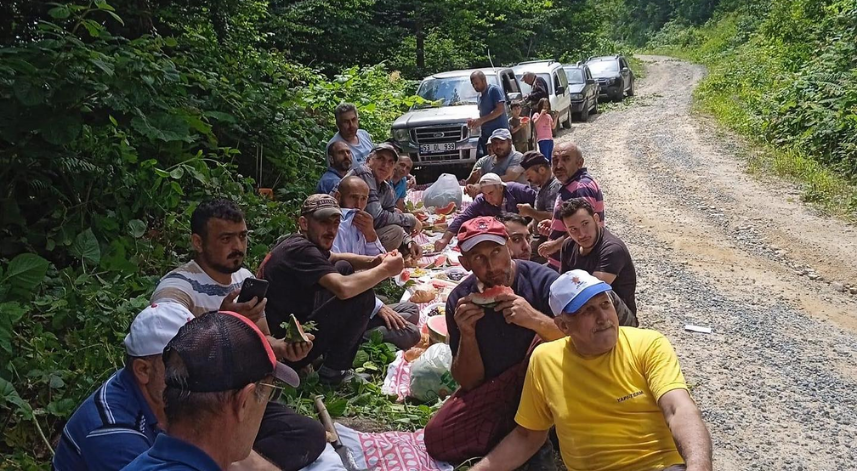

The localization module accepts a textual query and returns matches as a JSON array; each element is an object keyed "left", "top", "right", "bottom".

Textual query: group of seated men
[{"left": 53, "top": 101, "right": 712, "bottom": 471}]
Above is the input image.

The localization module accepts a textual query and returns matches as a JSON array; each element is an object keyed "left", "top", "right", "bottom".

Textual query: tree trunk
[{"left": 415, "top": 16, "right": 425, "bottom": 74}]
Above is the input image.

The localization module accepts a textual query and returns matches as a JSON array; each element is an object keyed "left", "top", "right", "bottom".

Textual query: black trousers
[
  {"left": 255, "top": 402, "right": 326, "bottom": 471},
  {"left": 290, "top": 260, "right": 375, "bottom": 371},
  {"left": 365, "top": 301, "right": 421, "bottom": 350}
]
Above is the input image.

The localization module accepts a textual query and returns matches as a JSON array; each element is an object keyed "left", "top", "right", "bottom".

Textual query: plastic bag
[
  {"left": 422, "top": 173, "right": 463, "bottom": 210},
  {"left": 409, "top": 343, "right": 458, "bottom": 403}
]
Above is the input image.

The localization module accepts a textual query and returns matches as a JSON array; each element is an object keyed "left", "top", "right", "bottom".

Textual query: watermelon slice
[
  {"left": 282, "top": 314, "right": 311, "bottom": 343},
  {"left": 436, "top": 202, "right": 456, "bottom": 215},
  {"left": 470, "top": 286, "right": 514, "bottom": 309}
]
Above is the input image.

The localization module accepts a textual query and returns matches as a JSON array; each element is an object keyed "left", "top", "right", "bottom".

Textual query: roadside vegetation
[{"left": 644, "top": 0, "right": 857, "bottom": 218}]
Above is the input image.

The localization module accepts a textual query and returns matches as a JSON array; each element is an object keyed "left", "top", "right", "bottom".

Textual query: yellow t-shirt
[{"left": 515, "top": 327, "right": 687, "bottom": 471}]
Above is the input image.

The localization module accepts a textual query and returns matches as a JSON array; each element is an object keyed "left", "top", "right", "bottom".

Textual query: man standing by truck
[
  {"left": 467, "top": 71, "right": 509, "bottom": 156},
  {"left": 522, "top": 72, "right": 549, "bottom": 111}
]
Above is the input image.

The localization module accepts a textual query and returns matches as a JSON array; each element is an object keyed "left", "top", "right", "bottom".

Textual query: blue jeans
[{"left": 538, "top": 139, "right": 554, "bottom": 161}]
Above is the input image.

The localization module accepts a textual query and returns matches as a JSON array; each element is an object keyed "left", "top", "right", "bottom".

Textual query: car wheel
[
  {"left": 561, "top": 108, "right": 572, "bottom": 129},
  {"left": 581, "top": 103, "right": 590, "bottom": 122},
  {"left": 628, "top": 79, "right": 635, "bottom": 97},
  {"left": 591, "top": 98, "right": 599, "bottom": 115},
  {"left": 612, "top": 90, "right": 623, "bottom": 102}
]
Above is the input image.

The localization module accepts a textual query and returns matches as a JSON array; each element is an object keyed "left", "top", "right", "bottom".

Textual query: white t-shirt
[
  {"left": 151, "top": 260, "right": 254, "bottom": 317},
  {"left": 327, "top": 129, "right": 374, "bottom": 166}
]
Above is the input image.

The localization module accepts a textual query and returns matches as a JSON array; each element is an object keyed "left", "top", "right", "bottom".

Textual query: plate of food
[
  {"left": 444, "top": 266, "right": 469, "bottom": 282},
  {"left": 424, "top": 302, "right": 445, "bottom": 318}
]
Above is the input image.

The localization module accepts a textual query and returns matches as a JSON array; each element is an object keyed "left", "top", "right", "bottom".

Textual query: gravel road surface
[{"left": 557, "top": 55, "right": 857, "bottom": 470}]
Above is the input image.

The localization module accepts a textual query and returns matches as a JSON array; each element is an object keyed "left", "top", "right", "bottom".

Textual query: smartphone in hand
[{"left": 236, "top": 278, "right": 269, "bottom": 303}]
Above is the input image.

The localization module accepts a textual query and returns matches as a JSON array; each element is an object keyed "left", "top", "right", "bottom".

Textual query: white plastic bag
[
  {"left": 409, "top": 343, "right": 458, "bottom": 403},
  {"left": 422, "top": 173, "right": 463, "bottom": 210}
]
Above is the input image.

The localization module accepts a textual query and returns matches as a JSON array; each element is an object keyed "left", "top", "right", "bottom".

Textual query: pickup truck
[{"left": 391, "top": 67, "right": 528, "bottom": 171}]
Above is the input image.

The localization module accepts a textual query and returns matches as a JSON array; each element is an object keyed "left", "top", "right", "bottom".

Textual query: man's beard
[{"left": 205, "top": 252, "right": 244, "bottom": 274}]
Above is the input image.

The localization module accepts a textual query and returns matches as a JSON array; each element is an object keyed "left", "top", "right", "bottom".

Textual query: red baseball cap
[{"left": 457, "top": 216, "right": 508, "bottom": 252}]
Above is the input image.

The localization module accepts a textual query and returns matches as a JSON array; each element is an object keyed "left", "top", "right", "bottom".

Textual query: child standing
[
  {"left": 532, "top": 98, "right": 555, "bottom": 160},
  {"left": 509, "top": 101, "right": 529, "bottom": 152}
]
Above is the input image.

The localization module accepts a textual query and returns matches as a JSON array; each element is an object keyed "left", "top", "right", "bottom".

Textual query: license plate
[{"left": 420, "top": 143, "right": 456, "bottom": 154}]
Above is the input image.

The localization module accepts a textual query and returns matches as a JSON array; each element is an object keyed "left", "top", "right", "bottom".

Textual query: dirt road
[{"left": 558, "top": 55, "right": 857, "bottom": 470}]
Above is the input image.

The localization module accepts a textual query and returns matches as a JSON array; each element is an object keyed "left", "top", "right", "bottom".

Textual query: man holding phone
[{"left": 151, "top": 199, "right": 326, "bottom": 471}]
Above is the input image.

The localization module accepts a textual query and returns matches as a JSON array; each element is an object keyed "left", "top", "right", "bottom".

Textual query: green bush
[
  {"left": 649, "top": 0, "right": 857, "bottom": 215},
  {"left": 0, "top": 1, "right": 423, "bottom": 465}
]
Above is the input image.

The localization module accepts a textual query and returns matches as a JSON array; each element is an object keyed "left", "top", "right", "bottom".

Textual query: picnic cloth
[
  {"left": 300, "top": 425, "right": 453, "bottom": 471},
  {"left": 381, "top": 187, "right": 473, "bottom": 400},
  {"left": 340, "top": 423, "right": 453, "bottom": 471}
]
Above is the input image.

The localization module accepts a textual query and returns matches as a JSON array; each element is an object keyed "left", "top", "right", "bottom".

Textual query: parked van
[
  {"left": 512, "top": 60, "right": 572, "bottom": 129},
  {"left": 390, "top": 67, "right": 528, "bottom": 170}
]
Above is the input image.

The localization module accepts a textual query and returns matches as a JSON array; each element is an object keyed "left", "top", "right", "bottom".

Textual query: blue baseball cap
[{"left": 549, "top": 270, "right": 612, "bottom": 316}]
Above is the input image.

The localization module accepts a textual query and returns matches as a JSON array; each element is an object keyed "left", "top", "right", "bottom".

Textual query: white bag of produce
[
  {"left": 409, "top": 343, "right": 458, "bottom": 403},
  {"left": 422, "top": 173, "right": 463, "bottom": 210}
]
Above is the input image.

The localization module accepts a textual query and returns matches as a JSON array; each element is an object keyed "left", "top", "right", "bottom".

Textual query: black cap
[
  {"left": 521, "top": 150, "right": 550, "bottom": 170},
  {"left": 163, "top": 311, "right": 300, "bottom": 392},
  {"left": 370, "top": 141, "right": 400, "bottom": 161}
]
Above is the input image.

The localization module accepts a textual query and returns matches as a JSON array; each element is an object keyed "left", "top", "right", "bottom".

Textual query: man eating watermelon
[{"left": 423, "top": 216, "right": 563, "bottom": 468}]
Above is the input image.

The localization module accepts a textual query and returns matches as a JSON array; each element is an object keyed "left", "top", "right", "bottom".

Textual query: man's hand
[
  {"left": 380, "top": 250, "right": 405, "bottom": 277},
  {"left": 406, "top": 175, "right": 417, "bottom": 189},
  {"left": 494, "top": 293, "right": 542, "bottom": 330},
  {"left": 537, "top": 219, "right": 552, "bottom": 237},
  {"left": 454, "top": 296, "right": 485, "bottom": 336},
  {"left": 517, "top": 203, "right": 535, "bottom": 218},
  {"left": 467, "top": 118, "right": 481, "bottom": 129},
  {"left": 411, "top": 218, "right": 423, "bottom": 236},
  {"left": 221, "top": 289, "right": 267, "bottom": 324},
  {"left": 434, "top": 239, "right": 449, "bottom": 253},
  {"left": 353, "top": 210, "right": 378, "bottom": 242},
  {"left": 465, "top": 183, "right": 481, "bottom": 198},
  {"left": 377, "top": 305, "right": 408, "bottom": 331},
  {"left": 407, "top": 241, "right": 422, "bottom": 259},
  {"left": 369, "top": 253, "right": 384, "bottom": 268},
  {"left": 269, "top": 334, "right": 314, "bottom": 362},
  {"left": 537, "top": 238, "right": 563, "bottom": 258}
]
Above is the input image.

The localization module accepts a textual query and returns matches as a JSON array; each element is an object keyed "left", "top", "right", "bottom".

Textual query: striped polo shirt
[
  {"left": 150, "top": 260, "right": 254, "bottom": 317},
  {"left": 53, "top": 368, "right": 160, "bottom": 471},
  {"left": 548, "top": 168, "right": 605, "bottom": 268}
]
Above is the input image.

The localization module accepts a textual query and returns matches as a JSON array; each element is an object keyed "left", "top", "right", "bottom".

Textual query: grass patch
[{"left": 282, "top": 332, "right": 441, "bottom": 432}]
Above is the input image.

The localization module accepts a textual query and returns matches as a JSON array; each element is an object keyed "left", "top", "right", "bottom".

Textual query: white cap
[
  {"left": 124, "top": 302, "right": 195, "bottom": 357},
  {"left": 548, "top": 270, "right": 612, "bottom": 316},
  {"left": 478, "top": 172, "right": 506, "bottom": 187}
]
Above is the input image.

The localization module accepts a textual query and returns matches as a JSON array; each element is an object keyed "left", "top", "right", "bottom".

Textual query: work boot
[
  {"left": 318, "top": 366, "right": 370, "bottom": 387},
  {"left": 519, "top": 440, "right": 557, "bottom": 471}
]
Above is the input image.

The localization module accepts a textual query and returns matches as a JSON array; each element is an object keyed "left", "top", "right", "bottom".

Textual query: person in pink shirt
[{"left": 531, "top": 98, "right": 555, "bottom": 161}]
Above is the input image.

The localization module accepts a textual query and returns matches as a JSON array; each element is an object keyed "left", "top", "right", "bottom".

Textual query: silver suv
[{"left": 391, "top": 67, "right": 526, "bottom": 169}]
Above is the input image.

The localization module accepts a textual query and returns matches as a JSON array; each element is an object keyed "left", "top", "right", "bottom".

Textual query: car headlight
[
  {"left": 393, "top": 128, "right": 410, "bottom": 143},
  {"left": 468, "top": 126, "right": 481, "bottom": 138},
  {"left": 611, "top": 77, "right": 622, "bottom": 85},
  {"left": 571, "top": 93, "right": 583, "bottom": 100}
]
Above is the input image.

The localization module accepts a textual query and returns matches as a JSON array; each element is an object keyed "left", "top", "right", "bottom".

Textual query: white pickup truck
[{"left": 391, "top": 67, "right": 528, "bottom": 171}]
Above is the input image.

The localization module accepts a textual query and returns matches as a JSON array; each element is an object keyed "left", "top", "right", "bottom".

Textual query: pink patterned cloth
[
  {"left": 381, "top": 187, "right": 470, "bottom": 400},
  {"left": 335, "top": 423, "right": 453, "bottom": 471}
]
